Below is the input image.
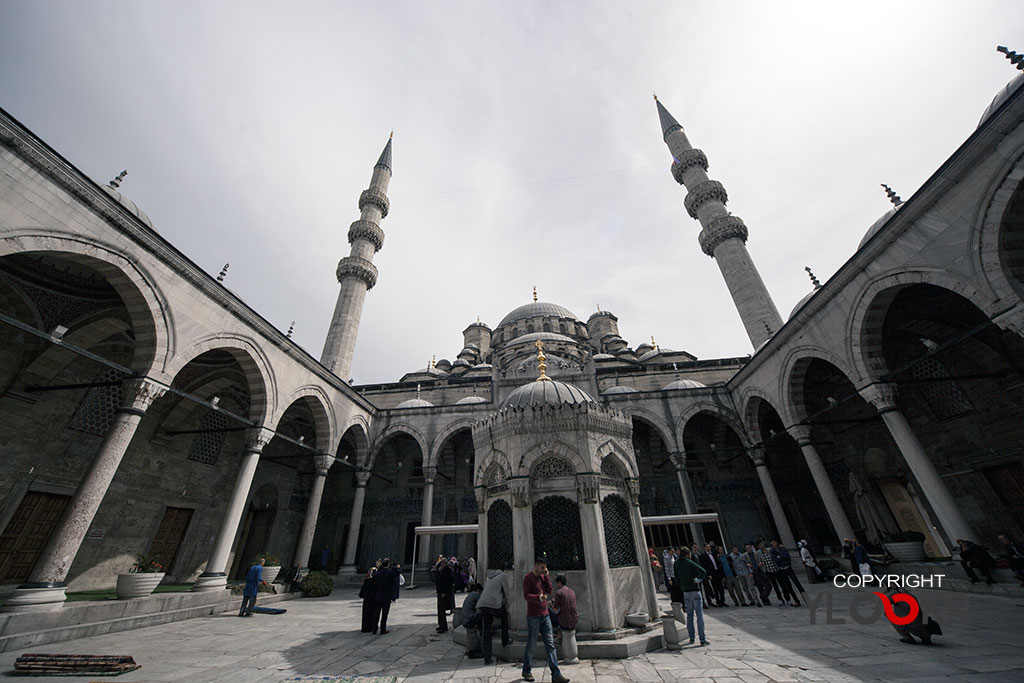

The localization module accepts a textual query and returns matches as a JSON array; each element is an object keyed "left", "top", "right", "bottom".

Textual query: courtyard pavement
[{"left": 0, "top": 580, "right": 1021, "bottom": 682}]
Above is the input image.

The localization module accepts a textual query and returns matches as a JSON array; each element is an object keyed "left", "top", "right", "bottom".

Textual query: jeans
[
  {"left": 523, "top": 614, "right": 561, "bottom": 676},
  {"left": 683, "top": 590, "right": 706, "bottom": 642},
  {"left": 480, "top": 605, "right": 508, "bottom": 662},
  {"left": 239, "top": 594, "right": 256, "bottom": 616}
]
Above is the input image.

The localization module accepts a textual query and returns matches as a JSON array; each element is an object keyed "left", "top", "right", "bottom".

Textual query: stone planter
[
  {"left": 262, "top": 566, "right": 282, "bottom": 584},
  {"left": 884, "top": 541, "right": 926, "bottom": 563},
  {"left": 116, "top": 572, "right": 166, "bottom": 599}
]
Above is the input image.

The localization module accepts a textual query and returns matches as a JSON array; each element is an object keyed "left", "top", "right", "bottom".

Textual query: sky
[{"left": 2, "top": 1, "right": 1022, "bottom": 384}]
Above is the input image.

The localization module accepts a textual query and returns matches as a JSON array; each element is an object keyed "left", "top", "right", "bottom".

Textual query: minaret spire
[
  {"left": 320, "top": 134, "right": 392, "bottom": 378},
  {"left": 654, "top": 97, "right": 783, "bottom": 348}
]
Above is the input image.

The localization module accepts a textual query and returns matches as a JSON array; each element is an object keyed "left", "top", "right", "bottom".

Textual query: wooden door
[
  {"left": 148, "top": 507, "right": 193, "bottom": 575},
  {"left": 0, "top": 491, "right": 70, "bottom": 583}
]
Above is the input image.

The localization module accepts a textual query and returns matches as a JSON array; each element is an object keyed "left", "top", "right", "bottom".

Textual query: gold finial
[
  {"left": 596, "top": 304, "right": 601, "bottom": 312},
  {"left": 651, "top": 335, "right": 657, "bottom": 350},
  {"left": 431, "top": 354, "right": 436, "bottom": 370},
  {"left": 390, "top": 130, "right": 394, "bottom": 139},
  {"left": 532, "top": 286, "right": 538, "bottom": 303},
  {"left": 534, "top": 340, "right": 551, "bottom": 382},
  {"left": 476, "top": 315, "right": 480, "bottom": 323},
  {"left": 653, "top": 93, "right": 658, "bottom": 101}
]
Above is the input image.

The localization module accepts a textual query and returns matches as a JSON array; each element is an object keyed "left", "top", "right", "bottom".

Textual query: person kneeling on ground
[
  {"left": 885, "top": 586, "right": 942, "bottom": 645},
  {"left": 239, "top": 556, "right": 266, "bottom": 617},
  {"left": 461, "top": 583, "right": 484, "bottom": 658}
]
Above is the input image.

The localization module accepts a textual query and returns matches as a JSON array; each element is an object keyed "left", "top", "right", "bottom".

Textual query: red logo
[{"left": 872, "top": 592, "right": 920, "bottom": 625}]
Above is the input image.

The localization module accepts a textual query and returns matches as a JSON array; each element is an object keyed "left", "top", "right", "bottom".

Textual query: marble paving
[{"left": 0, "top": 581, "right": 1020, "bottom": 682}]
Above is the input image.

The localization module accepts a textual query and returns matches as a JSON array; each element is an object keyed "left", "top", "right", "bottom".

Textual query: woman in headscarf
[
  {"left": 359, "top": 565, "right": 378, "bottom": 632},
  {"left": 466, "top": 557, "right": 477, "bottom": 585}
]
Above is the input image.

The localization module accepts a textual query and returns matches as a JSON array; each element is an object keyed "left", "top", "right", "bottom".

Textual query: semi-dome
[
  {"left": 395, "top": 397, "right": 434, "bottom": 409},
  {"left": 507, "top": 331, "right": 577, "bottom": 346},
  {"left": 602, "top": 385, "right": 639, "bottom": 395},
  {"left": 639, "top": 347, "right": 674, "bottom": 362},
  {"left": 501, "top": 380, "right": 594, "bottom": 409},
  {"left": 789, "top": 291, "right": 816, "bottom": 320},
  {"left": 452, "top": 358, "right": 472, "bottom": 368},
  {"left": 592, "top": 353, "right": 616, "bottom": 361},
  {"left": 663, "top": 378, "right": 706, "bottom": 390},
  {"left": 101, "top": 185, "right": 154, "bottom": 230},
  {"left": 978, "top": 72, "right": 1024, "bottom": 128},
  {"left": 498, "top": 302, "right": 580, "bottom": 328},
  {"left": 860, "top": 208, "right": 898, "bottom": 249},
  {"left": 456, "top": 396, "right": 488, "bottom": 405}
]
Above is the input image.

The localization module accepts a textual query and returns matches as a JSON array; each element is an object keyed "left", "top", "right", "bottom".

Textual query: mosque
[{"left": 1, "top": 48, "right": 1023, "bottom": 624}]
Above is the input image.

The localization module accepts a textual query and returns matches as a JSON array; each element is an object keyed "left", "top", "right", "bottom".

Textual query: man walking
[
  {"left": 477, "top": 567, "right": 510, "bottom": 665},
  {"left": 239, "top": 556, "right": 265, "bottom": 617},
  {"left": 521, "top": 558, "right": 569, "bottom": 683},
  {"left": 674, "top": 547, "right": 709, "bottom": 646},
  {"left": 756, "top": 541, "right": 787, "bottom": 606}
]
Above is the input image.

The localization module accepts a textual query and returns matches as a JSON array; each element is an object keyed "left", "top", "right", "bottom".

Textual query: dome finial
[
  {"left": 596, "top": 304, "right": 601, "bottom": 312},
  {"left": 534, "top": 340, "right": 551, "bottom": 382},
  {"left": 651, "top": 335, "right": 658, "bottom": 350},
  {"left": 998, "top": 46, "right": 1024, "bottom": 71},
  {"left": 286, "top": 321, "right": 295, "bottom": 338},
  {"left": 431, "top": 354, "right": 436, "bottom": 370},
  {"left": 217, "top": 263, "right": 229, "bottom": 282},
  {"left": 805, "top": 266, "right": 821, "bottom": 290},
  {"left": 416, "top": 383, "right": 421, "bottom": 399},
  {"left": 532, "top": 285, "right": 538, "bottom": 303},
  {"left": 881, "top": 183, "right": 903, "bottom": 207},
  {"left": 109, "top": 170, "right": 127, "bottom": 189}
]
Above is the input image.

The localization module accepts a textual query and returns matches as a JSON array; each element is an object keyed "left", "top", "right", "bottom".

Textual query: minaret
[
  {"left": 321, "top": 134, "right": 392, "bottom": 378},
  {"left": 655, "top": 97, "right": 782, "bottom": 348}
]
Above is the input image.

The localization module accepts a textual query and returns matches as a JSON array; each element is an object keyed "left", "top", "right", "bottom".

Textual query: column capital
[
  {"left": 423, "top": 466, "right": 437, "bottom": 484},
  {"left": 313, "top": 453, "right": 335, "bottom": 475},
  {"left": 576, "top": 473, "right": 600, "bottom": 504},
  {"left": 625, "top": 478, "right": 641, "bottom": 507},
  {"left": 858, "top": 382, "right": 899, "bottom": 413},
  {"left": 788, "top": 424, "right": 813, "bottom": 446},
  {"left": 354, "top": 469, "right": 372, "bottom": 487},
  {"left": 474, "top": 486, "right": 487, "bottom": 513},
  {"left": 747, "top": 444, "right": 767, "bottom": 467},
  {"left": 510, "top": 477, "right": 529, "bottom": 508},
  {"left": 245, "top": 426, "right": 276, "bottom": 452},
  {"left": 670, "top": 451, "right": 688, "bottom": 471},
  {"left": 992, "top": 305, "right": 1024, "bottom": 337},
  {"left": 121, "top": 378, "right": 166, "bottom": 414}
]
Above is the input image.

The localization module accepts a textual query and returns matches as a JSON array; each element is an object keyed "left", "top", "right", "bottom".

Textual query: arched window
[
  {"left": 910, "top": 358, "right": 974, "bottom": 420},
  {"left": 543, "top": 323, "right": 551, "bottom": 332},
  {"left": 527, "top": 324, "right": 535, "bottom": 334},
  {"left": 189, "top": 410, "right": 228, "bottom": 465},
  {"left": 601, "top": 494, "right": 638, "bottom": 567},
  {"left": 488, "top": 499, "right": 514, "bottom": 569},
  {"left": 67, "top": 368, "right": 126, "bottom": 435},
  {"left": 533, "top": 496, "right": 586, "bottom": 569}
]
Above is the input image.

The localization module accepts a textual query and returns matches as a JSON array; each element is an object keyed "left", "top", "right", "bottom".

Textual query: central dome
[
  {"left": 500, "top": 380, "right": 594, "bottom": 409},
  {"left": 497, "top": 302, "right": 580, "bottom": 328}
]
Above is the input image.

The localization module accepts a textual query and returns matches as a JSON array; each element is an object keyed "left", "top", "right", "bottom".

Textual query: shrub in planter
[{"left": 301, "top": 570, "right": 334, "bottom": 597}]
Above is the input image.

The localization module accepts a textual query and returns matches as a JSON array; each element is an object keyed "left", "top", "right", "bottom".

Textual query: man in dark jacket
[
  {"left": 435, "top": 556, "right": 455, "bottom": 633},
  {"left": 372, "top": 558, "right": 398, "bottom": 634},
  {"left": 702, "top": 543, "right": 726, "bottom": 607},
  {"left": 675, "top": 547, "right": 709, "bottom": 646},
  {"left": 957, "top": 539, "right": 996, "bottom": 584}
]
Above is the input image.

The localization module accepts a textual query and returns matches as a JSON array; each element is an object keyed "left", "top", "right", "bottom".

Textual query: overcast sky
[{"left": 2, "top": 2, "right": 1022, "bottom": 384}]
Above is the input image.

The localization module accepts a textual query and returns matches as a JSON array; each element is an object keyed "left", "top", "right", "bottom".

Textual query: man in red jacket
[{"left": 521, "top": 558, "right": 569, "bottom": 683}]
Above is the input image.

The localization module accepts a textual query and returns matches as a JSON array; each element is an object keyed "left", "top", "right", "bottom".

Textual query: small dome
[
  {"left": 501, "top": 380, "right": 595, "bottom": 410},
  {"left": 592, "top": 353, "right": 616, "bottom": 361},
  {"left": 859, "top": 208, "right": 897, "bottom": 249},
  {"left": 498, "top": 302, "right": 580, "bottom": 328},
  {"left": 635, "top": 343, "right": 653, "bottom": 354},
  {"left": 472, "top": 363, "right": 493, "bottom": 369},
  {"left": 639, "top": 348, "right": 674, "bottom": 362},
  {"left": 979, "top": 73, "right": 1024, "bottom": 128},
  {"left": 456, "top": 396, "right": 488, "bottom": 405},
  {"left": 507, "top": 331, "right": 576, "bottom": 346},
  {"left": 789, "top": 291, "right": 816, "bottom": 320},
  {"left": 452, "top": 359, "right": 471, "bottom": 368},
  {"left": 101, "top": 185, "right": 154, "bottom": 229},
  {"left": 588, "top": 309, "right": 616, "bottom": 320},
  {"left": 602, "top": 385, "right": 638, "bottom": 395},
  {"left": 435, "top": 358, "right": 452, "bottom": 370},
  {"left": 663, "top": 378, "right": 706, "bottom": 390},
  {"left": 395, "top": 397, "right": 434, "bottom": 409}
]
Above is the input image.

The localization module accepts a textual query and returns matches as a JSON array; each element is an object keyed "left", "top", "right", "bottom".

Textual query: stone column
[
  {"left": 193, "top": 426, "right": 274, "bottom": 591},
  {"left": 339, "top": 470, "right": 372, "bottom": 572},
  {"left": 672, "top": 452, "right": 706, "bottom": 546},
  {"left": 859, "top": 383, "right": 975, "bottom": 546},
  {"left": 418, "top": 467, "right": 436, "bottom": 564},
  {"left": 509, "top": 477, "right": 532, "bottom": 632},
  {"left": 577, "top": 474, "right": 615, "bottom": 630},
  {"left": 475, "top": 487, "right": 488, "bottom": 576},
  {"left": 749, "top": 445, "right": 797, "bottom": 549},
  {"left": 789, "top": 425, "right": 856, "bottom": 544},
  {"left": 293, "top": 454, "right": 334, "bottom": 569},
  {"left": 3, "top": 378, "right": 166, "bottom": 611},
  {"left": 627, "top": 478, "right": 661, "bottom": 622}
]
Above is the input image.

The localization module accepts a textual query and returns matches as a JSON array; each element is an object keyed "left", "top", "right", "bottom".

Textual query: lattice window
[
  {"left": 188, "top": 409, "right": 228, "bottom": 465},
  {"left": 601, "top": 494, "right": 638, "bottom": 568},
  {"left": 601, "top": 456, "right": 625, "bottom": 479},
  {"left": 532, "top": 496, "right": 586, "bottom": 570},
  {"left": 67, "top": 368, "right": 125, "bottom": 435},
  {"left": 910, "top": 358, "right": 974, "bottom": 421},
  {"left": 531, "top": 456, "right": 574, "bottom": 479},
  {"left": 487, "top": 499, "right": 514, "bottom": 570}
]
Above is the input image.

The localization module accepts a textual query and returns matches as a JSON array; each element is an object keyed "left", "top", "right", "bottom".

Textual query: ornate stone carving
[
  {"left": 531, "top": 456, "right": 574, "bottom": 478},
  {"left": 423, "top": 466, "right": 437, "bottom": 484},
  {"left": 313, "top": 453, "right": 335, "bottom": 475},
  {"left": 122, "top": 378, "right": 166, "bottom": 414},
  {"left": 859, "top": 382, "right": 899, "bottom": 413},
  {"left": 698, "top": 214, "right": 749, "bottom": 256},
  {"left": 510, "top": 477, "right": 530, "bottom": 508},
  {"left": 576, "top": 473, "right": 600, "bottom": 504},
  {"left": 245, "top": 426, "right": 276, "bottom": 452},
  {"left": 748, "top": 444, "right": 767, "bottom": 467},
  {"left": 336, "top": 256, "right": 379, "bottom": 289},
  {"left": 600, "top": 456, "right": 625, "bottom": 479},
  {"left": 358, "top": 188, "right": 390, "bottom": 218},
  {"left": 347, "top": 220, "right": 384, "bottom": 252},
  {"left": 788, "top": 424, "right": 813, "bottom": 447},
  {"left": 354, "top": 469, "right": 372, "bottom": 487},
  {"left": 474, "top": 486, "right": 487, "bottom": 512},
  {"left": 625, "top": 478, "right": 641, "bottom": 507},
  {"left": 684, "top": 179, "right": 728, "bottom": 219},
  {"left": 671, "top": 148, "right": 709, "bottom": 183}
]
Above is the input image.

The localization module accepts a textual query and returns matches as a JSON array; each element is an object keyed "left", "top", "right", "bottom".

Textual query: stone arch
[
  {"left": 367, "top": 423, "right": 429, "bottom": 471},
  {"left": 427, "top": 419, "right": 477, "bottom": 470},
  {"left": 975, "top": 149, "right": 1024, "bottom": 305},
  {"left": 622, "top": 407, "right": 679, "bottom": 452},
  {"left": 336, "top": 418, "right": 370, "bottom": 466},
  {"left": 276, "top": 385, "right": 335, "bottom": 451},
  {"left": 166, "top": 336, "right": 275, "bottom": 425},
  {"left": 848, "top": 270, "right": 1002, "bottom": 382},
  {"left": 740, "top": 386, "right": 784, "bottom": 439},
  {"left": 594, "top": 439, "right": 638, "bottom": 479},
  {"left": 674, "top": 402, "right": 751, "bottom": 451},
  {"left": 0, "top": 233, "right": 172, "bottom": 375},
  {"left": 514, "top": 440, "right": 585, "bottom": 476},
  {"left": 476, "top": 449, "right": 511, "bottom": 488},
  {"left": 781, "top": 346, "right": 861, "bottom": 424}
]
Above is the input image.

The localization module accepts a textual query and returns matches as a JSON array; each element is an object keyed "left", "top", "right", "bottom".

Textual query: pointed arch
[
  {"left": 367, "top": 423, "right": 429, "bottom": 471},
  {"left": 674, "top": 401, "right": 751, "bottom": 449},
  {"left": 427, "top": 418, "right": 477, "bottom": 469},
  {"left": 276, "top": 385, "right": 335, "bottom": 450},
  {"left": 781, "top": 345, "right": 859, "bottom": 425}
]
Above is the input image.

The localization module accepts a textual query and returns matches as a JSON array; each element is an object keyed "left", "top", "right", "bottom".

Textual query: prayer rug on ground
[
  {"left": 281, "top": 677, "right": 397, "bottom": 682},
  {"left": 253, "top": 606, "right": 287, "bottom": 614},
  {"left": 13, "top": 653, "right": 141, "bottom": 676}
]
